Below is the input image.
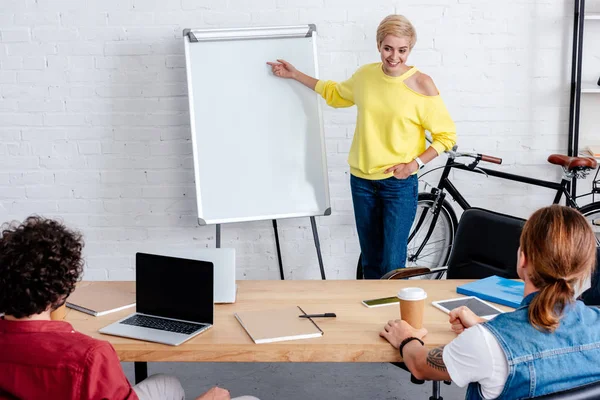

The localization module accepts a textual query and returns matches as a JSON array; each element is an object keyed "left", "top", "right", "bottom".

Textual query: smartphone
[{"left": 362, "top": 296, "right": 399, "bottom": 308}]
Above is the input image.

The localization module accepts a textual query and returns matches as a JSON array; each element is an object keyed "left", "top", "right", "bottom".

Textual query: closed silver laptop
[{"left": 99, "top": 253, "right": 214, "bottom": 346}]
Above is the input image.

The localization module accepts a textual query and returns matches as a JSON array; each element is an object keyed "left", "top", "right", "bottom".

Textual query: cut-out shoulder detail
[{"left": 404, "top": 72, "right": 440, "bottom": 96}]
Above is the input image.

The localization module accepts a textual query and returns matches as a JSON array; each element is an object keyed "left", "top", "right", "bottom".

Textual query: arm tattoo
[{"left": 426, "top": 346, "right": 447, "bottom": 372}]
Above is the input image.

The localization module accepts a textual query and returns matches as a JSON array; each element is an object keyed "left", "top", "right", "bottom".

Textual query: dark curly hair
[{"left": 0, "top": 216, "right": 84, "bottom": 318}]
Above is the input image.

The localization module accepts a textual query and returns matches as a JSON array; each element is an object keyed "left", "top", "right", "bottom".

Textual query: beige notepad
[
  {"left": 66, "top": 282, "right": 136, "bottom": 317},
  {"left": 234, "top": 306, "right": 324, "bottom": 344}
]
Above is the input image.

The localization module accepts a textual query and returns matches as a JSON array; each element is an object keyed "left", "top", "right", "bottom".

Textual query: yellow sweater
[{"left": 315, "top": 63, "right": 457, "bottom": 180}]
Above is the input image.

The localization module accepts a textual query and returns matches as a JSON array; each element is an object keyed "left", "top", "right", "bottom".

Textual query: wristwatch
[{"left": 414, "top": 156, "right": 425, "bottom": 170}]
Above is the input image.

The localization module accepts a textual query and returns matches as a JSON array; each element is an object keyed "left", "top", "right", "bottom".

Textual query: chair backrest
[
  {"left": 580, "top": 247, "right": 600, "bottom": 306},
  {"left": 529, "top": 380, "right": 600, "bottom": 399},
  {"left": 446, "top": 208, "right": 526, "bottom": 280}
]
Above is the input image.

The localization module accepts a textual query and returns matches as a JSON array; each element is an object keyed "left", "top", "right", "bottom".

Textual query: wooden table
[{"left": 67, "top": 280, "right": 512, "bottom": 366}]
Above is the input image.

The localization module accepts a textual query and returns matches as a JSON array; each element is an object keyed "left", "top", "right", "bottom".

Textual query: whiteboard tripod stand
[{"left": 215, "top": 217, "right": 326, "bottom": 280}]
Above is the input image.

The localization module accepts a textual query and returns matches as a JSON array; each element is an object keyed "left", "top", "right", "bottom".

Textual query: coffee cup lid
[{"left": 397, "top": 287, "right": 427, "bottom": 301}]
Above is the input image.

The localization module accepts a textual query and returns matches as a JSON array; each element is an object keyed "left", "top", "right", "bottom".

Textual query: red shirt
[{"left": 0, "top": 319, "right": 138, "bottom": 400}]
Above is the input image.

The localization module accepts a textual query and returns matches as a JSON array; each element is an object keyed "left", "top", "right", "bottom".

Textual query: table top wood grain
[{"left": 66, "top": 280, "right": 513, "bottom": 363}]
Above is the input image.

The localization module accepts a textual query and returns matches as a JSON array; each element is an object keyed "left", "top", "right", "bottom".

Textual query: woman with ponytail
[
  {"left": 521, "top": 205, "right": 596, "bottom": 333},
  {"left": 380, "top": 205, "right": 600, "bottom": 399}
]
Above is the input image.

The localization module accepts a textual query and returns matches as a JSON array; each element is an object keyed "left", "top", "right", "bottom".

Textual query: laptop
[
  {"left": 148, "top": 248, "right": 236, "bottom": 303},
  {"left": 99, "top": 253, "right": 214, "bottom": 346}
]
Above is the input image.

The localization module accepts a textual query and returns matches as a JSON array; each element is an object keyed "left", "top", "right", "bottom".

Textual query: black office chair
[
  {"left": 445, "top": 207, "right": 524, "bottom": 279},
  {"left": 380, "top": 207, "right": 525, "bottom": 281},
  {"left": 580, "top": 247, "right": 600, "bottom": 306},
  {"left": 382, "top": 208, "right": 526, "bottom": 400},
  {"left": 529, "top": 380, "right": 600, "bottom": 399}
]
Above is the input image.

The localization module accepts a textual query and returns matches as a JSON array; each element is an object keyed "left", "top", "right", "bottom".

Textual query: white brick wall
[{"left": 1, "top": 0, "right": 599, "bottom": 280}]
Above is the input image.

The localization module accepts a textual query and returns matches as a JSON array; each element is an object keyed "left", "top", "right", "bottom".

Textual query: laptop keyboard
[{"left": 121, "top": 314, "right": 207, "bottom": 335}]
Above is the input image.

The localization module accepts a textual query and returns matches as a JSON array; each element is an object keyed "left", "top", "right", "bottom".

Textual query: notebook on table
[
  {"left": 66, "top": 282, "right": 136, "bottom": 317},
  {"left": 99, "top": 253, "right": 214, "bottom": 346},
  {"left": 456, "top": 275, "right": 525, "bottom": 308},
  {"left": 235, "top": 306, "right": 323, "bottom": 344}
]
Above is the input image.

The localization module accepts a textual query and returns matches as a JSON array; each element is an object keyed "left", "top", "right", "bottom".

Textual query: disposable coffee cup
[
  {"left": 397, "top": 287, "right": 427, "bottom": 329},
  {"left": 50, "top": 304, "right": 67, "bottom": 321}
]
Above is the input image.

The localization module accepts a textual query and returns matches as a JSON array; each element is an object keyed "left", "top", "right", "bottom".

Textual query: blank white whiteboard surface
[{"left": 183, "top": 26, "right": 330, "bottom": 225}]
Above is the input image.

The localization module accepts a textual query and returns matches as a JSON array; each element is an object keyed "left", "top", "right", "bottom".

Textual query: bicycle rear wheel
[
  {"left": 578, "top": 202, "right": 600, "bottom": 246},
  {"left": 407, "top": 193, "right": 458, "bottom": 270},
  {"left": 356, "top": 193, "right": 458, "bottom": 279}
]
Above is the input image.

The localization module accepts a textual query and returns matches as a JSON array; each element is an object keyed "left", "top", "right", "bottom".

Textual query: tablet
[{"left": 432, "top": 296, "right": 504, "bottom": 320}]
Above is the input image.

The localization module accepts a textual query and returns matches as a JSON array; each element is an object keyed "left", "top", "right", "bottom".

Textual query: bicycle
[{"left": 356, "top": 146, "right": 600, "bottom": 278}]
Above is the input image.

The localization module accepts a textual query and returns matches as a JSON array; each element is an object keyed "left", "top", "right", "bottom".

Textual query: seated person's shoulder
[
  {"left": 56, "top": 332, "right": 117, "bottom": 363},
  {"left": 405, "top": 72, "right": 439, "bottom": 96},
  {"left": 83, "top": 338, "right": 119, "bottom": 359}
]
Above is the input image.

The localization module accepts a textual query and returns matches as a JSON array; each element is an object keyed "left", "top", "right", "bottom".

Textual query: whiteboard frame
[{"left": 183, "top": 25, "right": 331, "bottom": 226}]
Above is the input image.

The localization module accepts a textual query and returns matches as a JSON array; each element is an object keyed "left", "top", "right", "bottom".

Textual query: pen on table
[{"left": 298, "top": 313, "right": 337, "bottom": 318}]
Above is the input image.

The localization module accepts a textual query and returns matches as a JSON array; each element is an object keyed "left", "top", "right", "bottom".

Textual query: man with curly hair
[{"left": 0, "top": 216, "right": 252, "bottom": 400}]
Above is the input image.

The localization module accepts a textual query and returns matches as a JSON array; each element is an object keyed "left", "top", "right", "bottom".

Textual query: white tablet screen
[{"left": 436, "top": 297, "right": 502, "bottom": 317}]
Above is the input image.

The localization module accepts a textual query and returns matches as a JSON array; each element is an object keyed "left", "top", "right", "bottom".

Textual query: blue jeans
[{"left": 351, "top": 174, "right": 418, "bottom": 279}]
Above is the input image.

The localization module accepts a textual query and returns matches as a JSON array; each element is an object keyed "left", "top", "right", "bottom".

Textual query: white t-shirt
[{"left": 442, "top": 324, "right": 509, "bottom": 399}]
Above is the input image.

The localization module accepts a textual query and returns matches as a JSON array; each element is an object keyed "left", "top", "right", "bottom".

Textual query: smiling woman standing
[{"left": 268, "top": 15, "right": 457, "bottom": 279}]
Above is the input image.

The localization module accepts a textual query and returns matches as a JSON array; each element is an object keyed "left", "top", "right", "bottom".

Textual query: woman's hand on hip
[
  {"left": 385, "top": 160, "right": 419, "bottom": 179},
  {"left": 266, "top": 59, "right": 297, "bottom": 79}
]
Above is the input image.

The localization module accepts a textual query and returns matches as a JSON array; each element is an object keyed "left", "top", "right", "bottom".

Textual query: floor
[{"left": 122, "top": 362, "right": 467, "bottom": 400}]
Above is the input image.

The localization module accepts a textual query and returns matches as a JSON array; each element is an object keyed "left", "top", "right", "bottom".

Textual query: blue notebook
[{"left": 456, "top": 275, "right": 525, "bottom": 308}]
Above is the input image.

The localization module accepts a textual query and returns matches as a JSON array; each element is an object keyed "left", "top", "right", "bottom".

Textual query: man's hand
[
  {"left": 384, "top": 160, "right": 419, "bottom": 179},
  {"left": 195, "top": 387, "right": 231, "bottom": 400},
  {"left": 380, "top": 319, "right": 427, "bottom": 349},
  {"left": 449, "top": 306, "right": 486, "bottom": 334}
]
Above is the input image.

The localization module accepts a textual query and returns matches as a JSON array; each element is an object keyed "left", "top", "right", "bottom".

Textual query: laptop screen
[{"left": 136, "top": 253, "right": 214, "bottom": 324}]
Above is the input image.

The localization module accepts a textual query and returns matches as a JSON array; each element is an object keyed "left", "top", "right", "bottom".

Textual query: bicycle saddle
[{"left": 547, "top": 154, "right": 597, "bottom": 171}]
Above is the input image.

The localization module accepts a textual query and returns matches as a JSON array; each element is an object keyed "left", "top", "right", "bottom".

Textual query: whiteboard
[{"left": 183, "top": 26, "right": 330, "bottom": 225}]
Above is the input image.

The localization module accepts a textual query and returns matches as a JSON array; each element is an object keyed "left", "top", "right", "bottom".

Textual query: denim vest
[{"left": 465, "top": 293, "right": 600, "bottom": 399}]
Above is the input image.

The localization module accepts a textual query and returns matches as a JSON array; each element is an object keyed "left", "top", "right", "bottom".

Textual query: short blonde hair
[{"left": 376, "top": 15, "right": 417, "bottom": 49}]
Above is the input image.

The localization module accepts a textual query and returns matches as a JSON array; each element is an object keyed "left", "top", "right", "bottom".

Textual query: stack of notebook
[{"left": 584, "top": 145, "right": 600, "bottom": 158}]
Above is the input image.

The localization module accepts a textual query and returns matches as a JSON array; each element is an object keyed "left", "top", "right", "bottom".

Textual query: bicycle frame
[
  {"left": 434, "top": 159, "right": 579, "bottom": 210},
  {"left": 408, "top": 157, "right": 579, "bottom": 262}
]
